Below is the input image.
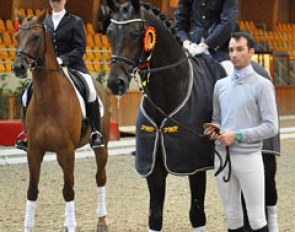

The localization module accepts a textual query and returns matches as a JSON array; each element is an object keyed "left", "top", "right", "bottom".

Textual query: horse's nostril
[{"left": 117, "top": 79, "right": 125, "bottom": 87}]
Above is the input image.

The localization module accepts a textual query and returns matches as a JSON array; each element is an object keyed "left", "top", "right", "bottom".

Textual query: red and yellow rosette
[{"left": 143, "top": 26, "right": 156, "bottom": 52}]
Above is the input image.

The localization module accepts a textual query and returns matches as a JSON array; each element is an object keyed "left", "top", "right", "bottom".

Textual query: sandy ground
[{"left": 0, "top": 139, "right": 294, "bottom": 232}]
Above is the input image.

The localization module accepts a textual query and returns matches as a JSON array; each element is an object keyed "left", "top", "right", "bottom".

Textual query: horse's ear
[
  {"left": 37, "top": 9, "right": 47, "bottom": 23},
  {"left": 131, "top": 0, "right": 141, "bottom": 12},
  {"left": 106, "top": 0, "right": 119, "bottom": 12},
  {"left": 15, "top": 11, "right": 24, "bottom": 24}
]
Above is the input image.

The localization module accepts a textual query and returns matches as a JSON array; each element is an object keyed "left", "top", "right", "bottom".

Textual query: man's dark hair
[{"left": 231, "top": 31, "right": 255, "bottom": 49}]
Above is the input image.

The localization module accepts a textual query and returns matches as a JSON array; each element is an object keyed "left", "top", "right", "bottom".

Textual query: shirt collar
[
  {"left": 234, "top": 65, "right": 254, "bottom": 79},
  {"left": 52, "top": 9, "right": 66, "bottom": 19}
]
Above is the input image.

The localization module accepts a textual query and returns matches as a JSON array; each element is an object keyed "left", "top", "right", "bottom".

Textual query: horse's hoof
[
  {"left": 97, "top": 224, "right": 108, "bottom": 232},
  {"left": 24, "top": 228, "right": 33, "bottom": 232},
  {"left": 64, "top": 227, "right": 78, "bottom": 232}
]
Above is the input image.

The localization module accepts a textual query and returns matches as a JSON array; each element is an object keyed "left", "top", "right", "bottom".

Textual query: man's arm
[
  {"left": 174, "top": 0, "right": 191, "bottom": 44},
  {"left": 205, "top": 0, "right": 238, "bottom": 51},
  {"left": 240, "top": 80, "right": 279, "bottom": 142}
]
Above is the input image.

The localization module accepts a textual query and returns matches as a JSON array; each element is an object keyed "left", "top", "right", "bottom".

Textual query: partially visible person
[
  {"left": 15, "top": 0, "right": 104, "bottom": 151},
  {"left": 174, "top": 0, "right": 238, "bottom": 62},
  {"left": 97, "top": 0, "right": 111, "bottom": 34},
  {"left": 205, "top": 31, "right": 279, "bottom": 231},
  {"left": 243, "top": 62, "right": 280, "bottom": 232}
]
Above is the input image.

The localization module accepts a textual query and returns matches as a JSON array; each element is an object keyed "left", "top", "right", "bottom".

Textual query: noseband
[{"left": 16, "top": 24, "right": 61, "bottom": 71}]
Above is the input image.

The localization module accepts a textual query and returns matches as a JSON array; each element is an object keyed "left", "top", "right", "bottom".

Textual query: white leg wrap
[
  {"left": 267, "top": 206, "right": 279, "bottom": 232},
  {"left": 24, "top": 200, "right": 37, "bottom": 229},
  {"left": 97, "top": 187, "right": 107, "bottom": 218},
  {"left": 193, "top": 226, "right": 206, "bottom": 232},
  {"left": 149, "top": 230, "right": 161, "bottom": 232},
  {"left": 65, "top": 201, "right": 77, "bottom": 231}
]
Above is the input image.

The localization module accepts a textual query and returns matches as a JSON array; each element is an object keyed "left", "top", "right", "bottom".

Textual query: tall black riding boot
[
  {"left": 15, "top": 107, "right": 28, "bottom": 151},
  {"left": 86, "top": 98, "right": 104, "bottom": 148},
  {"left": 15, "top": 82, "right": 32, "bottom": 152}
]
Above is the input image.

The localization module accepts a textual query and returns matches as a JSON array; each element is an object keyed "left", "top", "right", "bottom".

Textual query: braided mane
[{"left": 140, "top": 3, "right": 175, "bottom": 36}]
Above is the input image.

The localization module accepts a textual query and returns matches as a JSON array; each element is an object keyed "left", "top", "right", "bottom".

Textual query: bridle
[
  {"left": 110, "top": 18, "right": 190, "bottom": 83},
  {"left": 16, "top": 24, "right": 61, "bottom": 71}
]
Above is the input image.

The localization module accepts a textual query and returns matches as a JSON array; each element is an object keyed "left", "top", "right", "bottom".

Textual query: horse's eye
[{"left": 32, "top": 34, "right": 40, "bottom": 41}]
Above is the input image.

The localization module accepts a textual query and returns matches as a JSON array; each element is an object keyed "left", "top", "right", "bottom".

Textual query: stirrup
[
  {"left": 15, "top": 131, "right": 28, "bottom": 152},
  {"left": 90, "top": 131, "right": 104, "bottom": 149}
]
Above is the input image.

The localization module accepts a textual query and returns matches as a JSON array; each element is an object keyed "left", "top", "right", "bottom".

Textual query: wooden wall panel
[
  {"left": 109, "top": 90, "right": 142, "bottom": 126},
  {"left": 0, "top": 0, "right": 13, "bottom": 20},
  {"left": 275, "top": 86, "right": 295, "bottom": 115},
  {"left": 290, "top": 0, "right": 295, "bottom": 23},
  {"left": 241, "top": 0, "right": 279, "bottom": 30},
  {"left": 108, "top": 86, "right": 295, "bottom": 127},
  {"left": 11, "top": 0, "right": 99, "bottom": 25}
]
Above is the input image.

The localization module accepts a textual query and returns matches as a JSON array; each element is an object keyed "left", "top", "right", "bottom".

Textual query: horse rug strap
[{"left": 135, "top": 56, "right": 225, "bottom": 177}]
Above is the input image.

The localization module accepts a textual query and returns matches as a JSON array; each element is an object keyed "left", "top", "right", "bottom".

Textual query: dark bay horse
[
  {"left": 12, "top": 10, "right": 110, "bottom": 232},
  {"left": 106, "top": 0, "right": 226, "bottom": 231}
]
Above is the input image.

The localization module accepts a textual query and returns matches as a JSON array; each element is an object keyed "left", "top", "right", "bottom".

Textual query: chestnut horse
[{"left": 12, "top": 10, "right": 110, "bottom": 232}]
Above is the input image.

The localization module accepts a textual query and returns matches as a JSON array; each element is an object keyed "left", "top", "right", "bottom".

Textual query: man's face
[
  {"left": 50, "top": 0, "right": 66, "bottom": 12},
  {"left": 229, "top": 37, "right": 254, "bottom": 70}
]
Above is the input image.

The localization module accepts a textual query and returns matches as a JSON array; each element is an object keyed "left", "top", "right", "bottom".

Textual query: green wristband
[{"left": 235, "top": 130, "right": 243, "bottom": 143}]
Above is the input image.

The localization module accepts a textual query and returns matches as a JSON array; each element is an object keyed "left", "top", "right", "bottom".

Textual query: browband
[{"left": 111, "top": 18, "right": 145, "bottom": 25}]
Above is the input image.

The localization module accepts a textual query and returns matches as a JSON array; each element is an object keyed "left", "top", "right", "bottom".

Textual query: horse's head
[
  {"left": 106, "top": 0, "right": 150, "bottom": 96},
  {"left": 12, "top": 10, "right": 47, "bottom": 78}
]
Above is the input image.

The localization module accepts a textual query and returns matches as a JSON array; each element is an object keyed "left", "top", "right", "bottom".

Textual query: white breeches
[
  {"left": 215, "top": 148, "right": 267, "bottom": 230},
  {"left": 78, "top": 71, "right": 97, "bottom": 103},
  {"left": 21, "top": 71, "right": 97, "bottom": 107}
]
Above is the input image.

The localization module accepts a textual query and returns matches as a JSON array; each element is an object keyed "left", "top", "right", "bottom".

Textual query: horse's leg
[
  {"left": 263, "top": 154, "right": 278, "bottom": 232},
  {"left": 94, "top": 147, "right": 108, "bottom": 232},
  {"left": 146, "top": 161, "right": 168, "bottom": 232},
  {"left": 56, "top": 148, "right": 76, "bottom": 232},
  {"left": 188, "top": 171, "right": 206, "bottom": 232},
  {"left": 24, "top": 148, "right": 45, "bottom": 232}
]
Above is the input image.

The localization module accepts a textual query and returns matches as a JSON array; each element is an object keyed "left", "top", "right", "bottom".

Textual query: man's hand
[
  {"left": 218, "top": 131, "right": 236, "bottom": 146},
  {"left": 183, "top": 40, "right": 208, "bottom": 56},
  {"left": 204, "top": 126, "right": 219, "bottom": 140}
]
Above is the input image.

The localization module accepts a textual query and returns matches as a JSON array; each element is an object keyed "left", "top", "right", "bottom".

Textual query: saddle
[{"left": 67, "top": 68, "right": 90, "bottom": 102}]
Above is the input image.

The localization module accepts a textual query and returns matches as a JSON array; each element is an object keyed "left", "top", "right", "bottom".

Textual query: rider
[
  {"left": 15, "top": 0, "right": 104, "bottom": 150},
  {"left": 174, "top": 0, "right": 238, "bottom": 62}
]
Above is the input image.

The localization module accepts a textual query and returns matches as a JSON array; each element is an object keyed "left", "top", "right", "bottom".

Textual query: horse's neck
[
  {"left": 31, "top": 33, "right": 67, "bottom": 107},
  {"left": 145, "top": 32, "right": 190, "bottom": 115}
]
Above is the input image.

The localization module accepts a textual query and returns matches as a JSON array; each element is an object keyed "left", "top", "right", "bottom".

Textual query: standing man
[
  {"left": 16, "top": 0, "right": 104, "bottom": 151},
  {"left": 175, "top": 2, "right": 237, "bottom": 231},
  {"left": 174, "top": 0, "right": 238, "bottom": 62},
  {"left": 205, "top": 32, "right": 279, "bottom": 231}
]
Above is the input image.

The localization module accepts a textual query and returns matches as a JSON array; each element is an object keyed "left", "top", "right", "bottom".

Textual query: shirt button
[
  {"left": 202, "top": 2, "right": 205, "bottom": 6},
  {"left": 202, "top": 15, "right": 206, "bottom": 20}
]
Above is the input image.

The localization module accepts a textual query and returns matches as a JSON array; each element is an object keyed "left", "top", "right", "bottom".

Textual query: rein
[{"left": 16, "top": 24, "right": 62, "bottom": 71}]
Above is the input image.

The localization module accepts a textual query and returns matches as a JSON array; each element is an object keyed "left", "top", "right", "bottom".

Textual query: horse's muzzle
[
  {"left": 12, "top": 60, "right": 28, "bottom": 78},
  {"left": 107, "top": 75, "right": 128, "bottom": 96}
]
